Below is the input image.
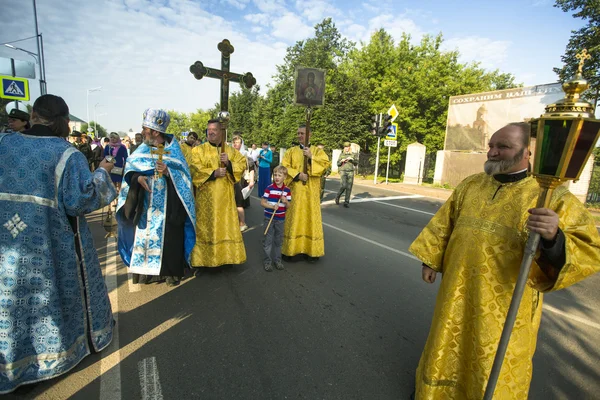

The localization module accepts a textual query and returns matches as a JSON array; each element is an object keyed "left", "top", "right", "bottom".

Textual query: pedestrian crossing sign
[
  {"left": 0, "top": 76, "right": 29, "bottom": 101},
  {"left": 386, "top": 123, "right": 398, "bottom": 140}
]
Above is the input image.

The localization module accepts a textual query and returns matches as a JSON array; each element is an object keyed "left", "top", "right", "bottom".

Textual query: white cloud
[
  {"left": 224, "top": 0, "right": 251, "bottom": 10},
  {"left": 361, "top": 1, "right": 378, "bottom": 13},
  {"left": 295, "top": 0, "right": 338, "bottom": 23},
  {"left": 442, "top": 36, "right": 512, "bottom": 69},
  {"left": 251, "top": 26, "right": 264, "bottom": 33},
  {"left": 244, "top": 13, "right": 271, "bottom": 25},
  {"left": 0, "top": 0, "right": 286, "bottom": 132},
  {"left": 271, "top": 12, "right": 314, "bottom": 41},
  {"left": 342, "top": 14, "right": 423, "bottom": 45},
  {"left": 252, "top": 0, "right": 287, "bottom": 14}
]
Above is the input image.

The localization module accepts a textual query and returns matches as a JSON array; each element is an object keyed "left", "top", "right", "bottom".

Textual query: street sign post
[{"left": 0, "top": 75, "right": 29, "bottom": 101}]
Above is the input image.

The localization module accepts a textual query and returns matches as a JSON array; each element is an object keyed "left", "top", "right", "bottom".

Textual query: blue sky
[{"left": 0, "top": 0, "right": 584, "bottom": 133}]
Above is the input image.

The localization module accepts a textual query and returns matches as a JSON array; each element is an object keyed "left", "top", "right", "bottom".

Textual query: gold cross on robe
[{"left": 150, "top": 144, "right": 170, "bottom": 179}]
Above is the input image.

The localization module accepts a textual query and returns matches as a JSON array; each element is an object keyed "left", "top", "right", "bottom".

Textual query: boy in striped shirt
[{"left": 261, "top": 165, "right": 292, "bottom": 271}]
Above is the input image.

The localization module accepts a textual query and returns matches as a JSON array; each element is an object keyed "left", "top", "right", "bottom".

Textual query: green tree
[
  {"left": 553, "top": 0, "right": 600, "bottom": 107},
  {"left": 80, "top": 121, "right": 108, "bottom": 138},
  {"left": 229, "top": 85, "right": 262, "bottom": 139},
  {"left": 165, "top": 110, "right": 191, "bottom": 138},
  {"left": 189, "top": 109, "right": 214, "bottom": 136}
]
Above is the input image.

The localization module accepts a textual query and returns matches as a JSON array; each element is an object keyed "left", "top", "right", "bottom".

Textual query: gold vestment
[
  {"left": 180, "top": 142, "right": 194, "bottom": 167},
  {"left": 189, "top": 142, "right": 247, "bottom": 267},
  {"left": 409, "top": 173, "right": 600, "bottom": 399},
  {"left": 282, "top": 146, "right": 330, "bottom": 257}
]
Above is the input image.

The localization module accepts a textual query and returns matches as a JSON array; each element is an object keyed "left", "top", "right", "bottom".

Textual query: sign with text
[
  {"left": 384, "top": 140, "right": 397, "bottom": 147},
  {"left": 444, "top": 83, "right": 564, "bottom": 152}
]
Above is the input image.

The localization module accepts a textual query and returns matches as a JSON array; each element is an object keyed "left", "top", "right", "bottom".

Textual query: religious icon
[{"left": 294, "top": 67, "right": 326, "bottom": 107}]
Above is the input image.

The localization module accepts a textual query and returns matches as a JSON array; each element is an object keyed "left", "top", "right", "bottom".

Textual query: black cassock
[{"left": 122, "top": 172, "right": 187, "bottom": 283}]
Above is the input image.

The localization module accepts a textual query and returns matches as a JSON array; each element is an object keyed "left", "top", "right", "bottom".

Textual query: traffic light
[
  {"left": 370, "top": 114, "right": 380, "bottom": 135},
  {"left": 380, "top": 114, "right": 393, "bottom": 136}
]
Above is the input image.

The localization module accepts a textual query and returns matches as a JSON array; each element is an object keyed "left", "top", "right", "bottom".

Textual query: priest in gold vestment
[
  {"left": 409, "top": 123, "right": 600, "bottom": 400},
  {"left": 282, "top": 125, "right": 330, "bottom": 262},
  {"left": 189, "top": 120, "right": 247, "bottom": 268}
]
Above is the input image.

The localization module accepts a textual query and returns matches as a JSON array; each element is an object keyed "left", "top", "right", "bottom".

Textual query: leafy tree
[
  {"left": 165, "top": 110, "right": 191, "bottom": 138},
  {"left": 189, "top": 109, "right": 214, "bottom": 137},
  {"left": 553, "top": 0, "right": 600, "bottom": 107}
]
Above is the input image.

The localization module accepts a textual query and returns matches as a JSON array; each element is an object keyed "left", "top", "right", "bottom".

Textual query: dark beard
[{"left": 484, "top": 147, "right": 525, "bottom": 176}]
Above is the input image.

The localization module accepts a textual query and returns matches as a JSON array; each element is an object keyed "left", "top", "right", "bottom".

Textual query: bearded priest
[
  {"left": 409, "top": 122, "right": 600, "bottom": 399},
  {"left": 116, "top": 109, "right": 196, "bottom": 287}
]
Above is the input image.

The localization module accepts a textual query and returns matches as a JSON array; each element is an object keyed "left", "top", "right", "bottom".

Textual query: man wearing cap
[
  {"left": 188, "top": 119, "right": 247, "bottom": 269},
  {"left": 116, "top": 109, "right": 196, "bottom": 287},
  {"left": 70, "top": 130, "right": 94, "bottom": 169},
  {"left": 335, "top": 142, "right": 357, "bottom": 208},
  {"left": 6, "top": 108, "right": 31, "bottom": 133}
]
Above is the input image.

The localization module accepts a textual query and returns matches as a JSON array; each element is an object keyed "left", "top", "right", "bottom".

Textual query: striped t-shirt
[{"left": 263, "top": 183, "right": 292, "bottom": 220}]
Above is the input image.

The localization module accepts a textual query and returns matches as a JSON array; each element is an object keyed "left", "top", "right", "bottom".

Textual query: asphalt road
[{"left": 9, "top": 180, "right": 600, "bottom": 400}]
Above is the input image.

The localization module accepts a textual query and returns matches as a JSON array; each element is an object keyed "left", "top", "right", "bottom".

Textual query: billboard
[{"left": 444, "top": 83, "right": 565, "bottom": 152}]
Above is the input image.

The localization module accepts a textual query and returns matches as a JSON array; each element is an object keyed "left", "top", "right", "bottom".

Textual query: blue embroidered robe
[
  {"left": 116, "top": 137, "right": 196, "bottom": 275},
  {"left": 0, "top": 129, "right": 117, "bottom": 394}
]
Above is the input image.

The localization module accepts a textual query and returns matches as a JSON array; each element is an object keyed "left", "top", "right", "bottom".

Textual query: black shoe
[
  {"left": 343, "top": 203, "right": 349, "bottom": 208},
  {"left": 335, "top": 196, "right": 340, "bottom": 205},
  {"left": 282, "top": 254, "right": 292, "bottom": 262},
  {"left": 307, "top": 256, "right": 319, "bottom": 263},
  {"left": 166, "top": 277, "right": 179, "bottom": 287}
]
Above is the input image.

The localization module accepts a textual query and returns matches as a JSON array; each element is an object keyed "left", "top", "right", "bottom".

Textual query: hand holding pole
[{"left": 263, "top": 197, "right": 283, "bottom": 235}]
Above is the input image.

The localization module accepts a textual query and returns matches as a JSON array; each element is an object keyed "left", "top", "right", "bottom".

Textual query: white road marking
[
  {"left": 138, "top": 357, "right": 164, "bottom": 400},
  {"left": 372, "top": 201, "right": 435, "bottom": 216},
  {"left": 321, "top": 194, "right": 424, "bottom": 206},
  {"left": 543, "top": 304, "right": 600, "bottom": 330},
  {"left": 100, "top": 237, "right": 122, "bottom": 400},
  {"left": 128, "top": 271, "right": 141, "bottom": 292},
  {"left": 322, "top": 222, "right": 419, "bottom": 261}
]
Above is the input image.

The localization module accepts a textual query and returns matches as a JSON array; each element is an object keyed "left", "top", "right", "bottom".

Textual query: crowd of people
[{"left": 1, "top": 96, "right": 599, "bottom": 399}]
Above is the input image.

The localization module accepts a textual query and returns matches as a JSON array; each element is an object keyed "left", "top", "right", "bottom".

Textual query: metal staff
[
  {"left": 263, "top": 196, "right": 283, "bottom": 235},
  {"left": 302, "top": 106, "right": 313, "bottom": 186},
  {"left": 218, "top": 111, "right": 230, "bottom": 168}
]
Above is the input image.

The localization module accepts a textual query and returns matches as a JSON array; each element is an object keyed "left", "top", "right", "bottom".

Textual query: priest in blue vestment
[
  {"left": 116, "top": 109, "right": 196, "bottom": 287},
  {"left": 0, "top": 94, "right": 118, "bottom": 394}
]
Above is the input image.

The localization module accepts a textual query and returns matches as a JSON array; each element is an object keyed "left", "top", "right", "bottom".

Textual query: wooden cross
[
  {"left": 576, "top": 49, "right": 591, "bottom": 74},
  {"left": 189, "top": 39, "right": 256, "bottom": 113},
  {"left": 150, "top": 144, "right": 170, "bottom": 179}
]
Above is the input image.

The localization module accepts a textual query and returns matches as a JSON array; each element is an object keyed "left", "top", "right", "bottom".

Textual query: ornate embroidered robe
[
  {"left": 409, "top": 173, "right": 600, "bottom": 399},
  {"left": 0, "top": 129, "right": 117, "bottom": 394},
  {"left": 116, "top": 137, "right": 196, "bottom": 276},
  {"left": 281, "top": 146, "right": 330, "bottom": 257},
  {"left": 189, "top": 142, "right": 247, "bottom": 267}
]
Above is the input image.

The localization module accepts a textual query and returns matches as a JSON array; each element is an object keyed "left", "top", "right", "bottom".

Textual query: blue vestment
[
  {"left": 0, "top": 129, "right": 117, "bottom": 394},
  {"left": 116, "top": 136, "right": 196, "bottom": 275}
]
